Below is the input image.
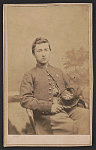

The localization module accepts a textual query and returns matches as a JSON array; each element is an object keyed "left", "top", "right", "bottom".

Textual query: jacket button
[
  {"left": 49, "top": 87, "right": 51, "bottom": 90},
  {"left": 48, "top": 78, "right": 51, "bottom": 80},
  {"left": 49, "top": 91, "right": 51, "bottom": 94},
  {"left": 49, "top": 98, "right": 52, "bottom": 101},
  {"left": 49, "top": 82, "right": 51, "bottom": 85}
]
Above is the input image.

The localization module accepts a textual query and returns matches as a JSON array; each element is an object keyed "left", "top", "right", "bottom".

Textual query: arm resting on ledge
[{"left": 20, "top": 73, "right": 52, "bottom": 113}]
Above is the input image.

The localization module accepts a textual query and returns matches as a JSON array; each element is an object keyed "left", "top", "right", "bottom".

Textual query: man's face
[{"left": 34, "top": 43, "right": 51, "bottom": 65}]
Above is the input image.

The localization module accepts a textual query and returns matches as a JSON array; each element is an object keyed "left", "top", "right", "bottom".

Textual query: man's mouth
[{"left": 42, "top": 58, "right": 46, "bottom": 60}]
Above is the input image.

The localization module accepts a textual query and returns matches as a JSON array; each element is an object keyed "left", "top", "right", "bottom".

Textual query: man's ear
[{"left": 33, "top": 53, "right": 35, "bottom": 56}]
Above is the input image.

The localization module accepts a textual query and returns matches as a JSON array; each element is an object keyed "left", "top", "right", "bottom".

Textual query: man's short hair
[{"left": 32, "top": 37, "right": 51, "bottom": 54}]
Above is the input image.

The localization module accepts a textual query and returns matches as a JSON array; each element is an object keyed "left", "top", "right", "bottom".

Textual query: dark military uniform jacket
[{"left": 20, "top": 63, "right": 81, "bottom": 114}]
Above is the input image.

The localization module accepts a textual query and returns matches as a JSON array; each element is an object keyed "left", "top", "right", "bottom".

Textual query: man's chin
[
  {"left": 41, "top": 62, "right": 47, "bottom": 65},
  {"left": 39, "top": 61, "right": 48, "bottom": 65}
]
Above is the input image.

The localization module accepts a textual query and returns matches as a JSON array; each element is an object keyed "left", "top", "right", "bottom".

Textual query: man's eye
[{"left": 37, "top": 49, "right": 42, "bottom": 52}]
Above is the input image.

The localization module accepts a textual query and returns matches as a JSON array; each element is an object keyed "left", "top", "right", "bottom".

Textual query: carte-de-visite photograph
[{"left": 3, "top": 3, "right": 93, "bottom": 147}]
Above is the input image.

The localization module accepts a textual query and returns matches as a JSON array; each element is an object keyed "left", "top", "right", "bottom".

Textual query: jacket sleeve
[{"left": 20, "top": 72, "right": 52, "bottom": 113}]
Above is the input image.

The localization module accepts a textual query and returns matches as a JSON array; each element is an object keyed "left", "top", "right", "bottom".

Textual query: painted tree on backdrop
[{"left": 63, "top": 47, "right": 89, "bottom": 101}]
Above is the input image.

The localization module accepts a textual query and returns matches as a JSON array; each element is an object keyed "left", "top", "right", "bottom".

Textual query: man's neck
[{"left": 36, "top": 62, "right": 49, "bottom": 69}]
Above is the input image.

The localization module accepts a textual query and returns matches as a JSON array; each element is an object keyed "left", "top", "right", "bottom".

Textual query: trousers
[
  {"left": 50, "top": 107, "right": 90, "bottom": 135},
  {"left": 34, "top": 106, "right": 90, "bottom": 135}
]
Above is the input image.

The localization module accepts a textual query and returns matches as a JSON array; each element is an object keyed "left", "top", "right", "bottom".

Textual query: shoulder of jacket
[
  {"left": 23, "top": 67, "right": 37, "bottom": 77},
  {"left": 49, "top": 65, "right": 63, "bottom": 73}
]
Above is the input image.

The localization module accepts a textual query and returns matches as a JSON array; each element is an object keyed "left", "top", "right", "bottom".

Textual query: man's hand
[
  {"left": 51, "top": 98, "right": 63, "bottom": 114},
  {"left": 62, "top": 90, "right": 74, "bottom": 100}
]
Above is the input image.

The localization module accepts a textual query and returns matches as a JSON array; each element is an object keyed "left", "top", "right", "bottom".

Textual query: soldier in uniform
[{"left": 20, "top": 37, "right": 90, "bottom": 135}]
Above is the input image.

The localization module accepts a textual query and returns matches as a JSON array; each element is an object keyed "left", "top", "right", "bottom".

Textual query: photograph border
[{"left": 3, "top": 2, "right": 93, "bottom": 147}]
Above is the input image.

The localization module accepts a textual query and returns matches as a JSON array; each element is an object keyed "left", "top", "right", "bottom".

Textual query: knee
[
  {"left": 76, "top": 108, "right": 90, "bottom": 134},
  {"left": 51, "top": 114, "right": 74, "bottom": 134},
  {"left": 78, "top": 108, "right": 90, "bottom": 123},
  {"left": 64, "top": 118, "right": 74, "bottom": 134},
  {"left": 82, "top": 109, "right": 89, "bottom": 119}
]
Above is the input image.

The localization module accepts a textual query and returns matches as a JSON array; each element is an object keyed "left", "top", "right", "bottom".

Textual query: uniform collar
[{"left": 36, "top": 63, "right": 50, "bottom": 69}]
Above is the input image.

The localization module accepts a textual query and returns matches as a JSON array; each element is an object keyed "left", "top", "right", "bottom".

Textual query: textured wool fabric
[{"left": 20, "top": 64, "right": 89, "bottom": 134}]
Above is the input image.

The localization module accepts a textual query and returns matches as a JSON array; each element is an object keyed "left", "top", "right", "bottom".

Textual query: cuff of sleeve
[{"left": 38, "top": 101, "right": 53, "bottom": 113}]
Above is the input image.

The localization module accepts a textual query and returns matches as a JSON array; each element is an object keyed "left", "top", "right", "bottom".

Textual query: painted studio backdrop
[{"left": 7, "top": 4, "right": 90, "bottom": 134}]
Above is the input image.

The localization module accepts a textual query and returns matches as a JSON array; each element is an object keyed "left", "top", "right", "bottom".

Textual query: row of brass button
[{"left": 47, "top": 73, "right": 52, "bottom": 101}]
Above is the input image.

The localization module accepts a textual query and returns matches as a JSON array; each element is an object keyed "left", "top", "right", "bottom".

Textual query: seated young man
[{"left": 20, "top": 37, "right": 90, "bottom": 135}]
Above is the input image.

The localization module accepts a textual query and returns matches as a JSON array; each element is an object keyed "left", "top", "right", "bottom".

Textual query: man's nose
[{"left": 42, "top": 51, "right": 46, "bottom": 57}]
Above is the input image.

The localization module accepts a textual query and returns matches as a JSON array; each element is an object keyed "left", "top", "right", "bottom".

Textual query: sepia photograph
[{"left": 3, "top": 3, "right": 93, "bottom": 146}]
